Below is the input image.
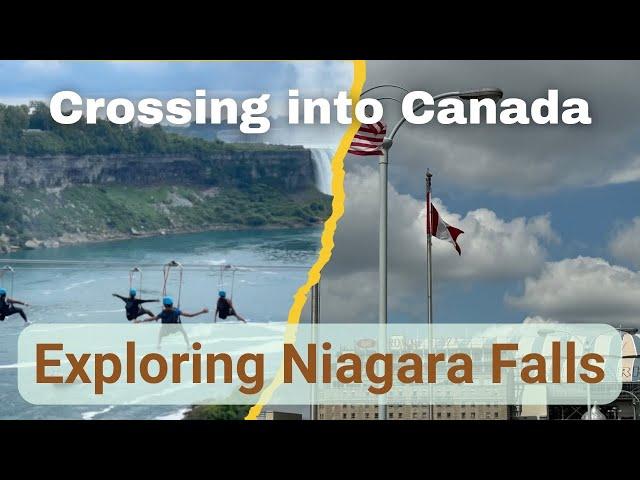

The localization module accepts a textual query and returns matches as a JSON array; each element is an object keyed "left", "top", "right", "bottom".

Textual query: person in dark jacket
[
  {"left": 0, "top": 288, "right": 30, "bottom": 324},
  {"left": 113, "top": 289, "right": 157, "bottom": 321},
  {"left": 215, "top": 291, "right": 246, "bottom": 323},
  {"left": 137, "top": 296, "right": 208, "bottom": 348}
]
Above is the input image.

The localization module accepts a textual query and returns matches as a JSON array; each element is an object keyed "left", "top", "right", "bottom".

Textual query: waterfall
[
  {"left": 310, "top": 148, "right": 334, "bottom": 196},
  {"left": 212, "top": 130, "right": 336, "bottom": 196}
]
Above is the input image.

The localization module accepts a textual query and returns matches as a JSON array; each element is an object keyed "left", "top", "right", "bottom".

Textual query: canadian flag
[{"left": 427, "top": 194, "right": 464, "bottom": 255}]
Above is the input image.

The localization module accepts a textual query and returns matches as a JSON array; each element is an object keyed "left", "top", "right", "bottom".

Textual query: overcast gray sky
[{"left": 316, "top": 60, "right": 640, "bottom": 328}]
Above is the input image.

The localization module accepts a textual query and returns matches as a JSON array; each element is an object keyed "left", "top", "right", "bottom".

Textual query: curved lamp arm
[
  {"left": 361, "top": 84, "right": 410, "bottom": 97},
  {"left": 375, "top": 96, "right": 402, "bottom": 105},
  {"left": 389, "top": 91, "right": 463, "bottom": 141},
  {"left": 386, "top": 87, "right": 504, "bottom": 143}
]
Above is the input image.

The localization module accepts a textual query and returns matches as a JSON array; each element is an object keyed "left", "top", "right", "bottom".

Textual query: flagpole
[
  {"left": 378, "top": 144, "right": 389, "bottom": 421},
  {"left": 426, "top": 170, "right": 433, "bottom": 327},
  {"left": 426, "top": 170, "right": 434, "bottom": 420},
  {"left": 359, "top": 86, "right": 502, "bottom": 423}
]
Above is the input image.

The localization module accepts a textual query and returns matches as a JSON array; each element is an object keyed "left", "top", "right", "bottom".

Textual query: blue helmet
[
  {"left": 129, "top": 288, "right": 137, "bottom": 297},
  {"left": 219, "top": 290, "right": 226, "bottom": 298},
  {"left": 163, "top": 296, "right": 174, "bottom": 307},
  {"left": 0, "top": 288, "right": 5, "bottom": 296}
]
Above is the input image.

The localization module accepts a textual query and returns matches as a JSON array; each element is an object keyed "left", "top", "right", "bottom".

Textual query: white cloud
[
  {"left": 0, "top": 96, "right": 44, "bottom": 105},
  {"left": 523, "top": 316, "right": 558, "bottom": 324},
  {"left": 603, "top": 157, "right": 640, "bottom": 185},
  {"left": 320, "top": 166, "right": 558, "bottom": 322},
  {"left": 507, "top": 256, "right": 640, "bottom": 325},
  {"left": 290, "top": 60, "right": 353, "bottom": 98},
  {"left": 330, "top": 166, "right": 557, "bottom": 282},
  {"left": 609, "top": 217, "right": 640, "bottom": 268}
]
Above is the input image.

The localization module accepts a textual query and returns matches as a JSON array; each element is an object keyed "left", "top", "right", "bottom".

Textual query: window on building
[
  {"left": 447, "top": 412, "right": 451, "bottom": 419},
  {"left": 398, "top": 413, "right": 403, "bottom": 419},
  {"left": 494, "top": 412, "right": 499, "bottom": 419},
  {"left": 374, "top": 413, "right": 379, "bottom": 419},
  {"left": 351, "top": 413, "right": 355, "bottom": 419},
  {"left": 471, "top": 412, "right": 476, "bottom": 419},
  {"left": 437, "top": 412, "right": 442, "bottom": 419},
  {"left": 342, "top": 413, "right": 347, "bottom": 419},
  {"left": 365, "top": 413, "right": 370, "bottom": 419},
  {"left": 485, "top": 413, "right": 491, "bottom": 419},
  {"left": 389, "top": 413, "right": 394, "bottom": 418},
  {"left": 461, "top": 413, "right": 466, "bottom": 419},
  {"left": 413, "top": 412, "right": 417, "bottom": 419},
  {"left": 422, "top": 412, "right": 427, "bottom": 419}
]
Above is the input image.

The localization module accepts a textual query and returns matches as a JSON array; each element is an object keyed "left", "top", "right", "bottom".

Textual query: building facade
[{"left": 318, "top": 404, "right": 510, "bottom": 420}]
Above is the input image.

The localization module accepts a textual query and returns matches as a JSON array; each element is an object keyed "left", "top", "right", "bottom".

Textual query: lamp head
[{"left": 457, "top": 87, "right": 503, "bottom": 102}]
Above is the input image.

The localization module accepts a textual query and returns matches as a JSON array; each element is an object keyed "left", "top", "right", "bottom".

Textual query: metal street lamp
[{"left": 360, "top": 84, "right": 503, "bottom": 420}]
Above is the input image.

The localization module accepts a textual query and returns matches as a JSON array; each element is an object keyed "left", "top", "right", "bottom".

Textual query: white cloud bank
[
  {"left": 320, "top": 166, "right": 558, "bottom": 322},
  {"left": 366, "top": 60, "right": 640, "bottom": 195},
  {"left": 609, "top": 217, "right": 640, "bottom": 268},
  {"left": 329, "top": 166, "right": 558, "bottom": 282},
  {"left": 507, "top": 256, "right": 640, "bottom": 325}
]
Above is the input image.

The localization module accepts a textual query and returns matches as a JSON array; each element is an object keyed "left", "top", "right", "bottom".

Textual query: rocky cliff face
[
  {"left": 0, "top": 148, "right": 331, "bottom": 252},
  {"left": 0, "top": 149, "right": 315, "bottom": 191}
]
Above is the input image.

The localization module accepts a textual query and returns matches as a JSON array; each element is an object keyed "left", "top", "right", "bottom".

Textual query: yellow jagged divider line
[{"left": 245, "top": 60, "right": 366, "bottom": 420}]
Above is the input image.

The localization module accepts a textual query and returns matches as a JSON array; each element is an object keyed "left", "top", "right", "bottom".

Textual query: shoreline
[
  {"left": 1, "top": 221, "right": 323, "bottom": 254},
  {"left": 156, "top": 407, "right": 191, "bottom": 421}
]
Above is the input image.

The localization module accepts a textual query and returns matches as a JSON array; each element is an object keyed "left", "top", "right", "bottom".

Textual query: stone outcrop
[{"left": 0, "top": 150, "right": 315, "bottom": 192}]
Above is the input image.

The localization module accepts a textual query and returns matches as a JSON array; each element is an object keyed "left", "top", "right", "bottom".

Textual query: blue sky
[
  {"left": 0, "top": 60, "right": 352, "bottom": 111},
  {"left": 432, "top": 180, "right": 640, "bottom": 323},
  {"left": 0, "top": 60, "right": 353, "bottom": 146},
  {"left": 0, "top": 61, "right": 284, "bottom": 100}
]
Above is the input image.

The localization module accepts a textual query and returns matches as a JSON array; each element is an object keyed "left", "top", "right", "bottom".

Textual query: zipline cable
[{"left": 0, "top": 259, "right": 310, "bottom": 271}]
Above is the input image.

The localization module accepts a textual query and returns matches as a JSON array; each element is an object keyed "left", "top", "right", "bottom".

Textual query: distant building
[
  {"left": 256, "top": 410, "right": 303, "bottom": 420},
  {"left": 316, "top": 338, "right": 512, "bottom": 420},
  {"left": 513, "top": 327, "right": 640, "bottom": 420},
  {"left": 313, "top": 327, "right": 640, "bottom": 421},
  {"left": 318, "top": 404, "right": 510, "bottom": 420}
]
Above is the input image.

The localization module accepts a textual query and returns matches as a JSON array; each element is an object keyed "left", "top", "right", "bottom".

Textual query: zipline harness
[
  {"left": 219, "top": 264, "right": 236, "bottom": 299},
  {"left": 129, "top": 266, "right": 142, "bottom": 294},
  {"left": 0, "top": 266, "right": 14, "bottom": 297},
  {"left": 162, "top": 260, "right": 183, "bottom": 307}
]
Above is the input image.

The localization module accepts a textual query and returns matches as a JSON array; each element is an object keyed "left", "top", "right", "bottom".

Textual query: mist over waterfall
[{"left": 310, "top": 148, "right": 334, "bottom": 196}]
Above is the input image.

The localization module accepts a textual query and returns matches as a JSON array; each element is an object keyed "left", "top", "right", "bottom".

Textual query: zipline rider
[
  {"left": 0, "top": 288, "right": 30, "bottom": 324},
  {"left": 113, "top": 289, "right": 158, "bottom": 321},
  {"left": 215, "top": 290, "right": 246, "bottom": 323},
  {"left": 136, "top": 296, "right": 209, "bottom": 349}
]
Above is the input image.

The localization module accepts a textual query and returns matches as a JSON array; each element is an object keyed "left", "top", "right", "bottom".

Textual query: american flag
[{"left": 348, "top": 121, "right": 386, "bottom": 156}]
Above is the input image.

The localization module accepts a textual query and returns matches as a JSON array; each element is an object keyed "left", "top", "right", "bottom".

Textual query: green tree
[
  {"left": 28, "top": 101, "right": 54, "bottom": 130},
  {"left": 136, "top": 124, "right": 169, "bottom": 153},
  {"left": 184, "top": 405, "right": 251, "bottom": 420}
]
